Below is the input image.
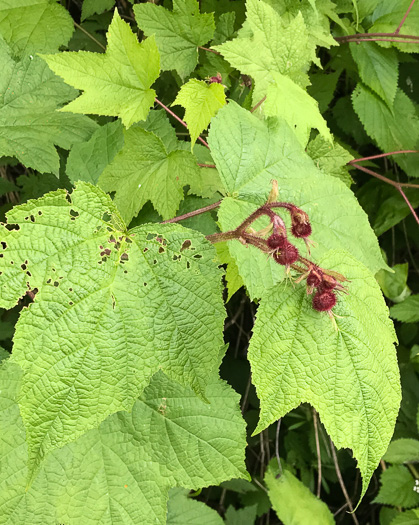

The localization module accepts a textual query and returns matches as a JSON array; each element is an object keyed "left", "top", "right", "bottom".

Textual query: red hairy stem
[
  {"left": 350, "top": 162, "right": 419, "bottom": 189},
  {"left": 395, "top": 0, "right": 417, "bottom": 34},
  {"left": 350, "top": 150, "right": 419, "bottom": 164},
  {"left": 154, "top": 98, "right": 210, "bottom": 149}
]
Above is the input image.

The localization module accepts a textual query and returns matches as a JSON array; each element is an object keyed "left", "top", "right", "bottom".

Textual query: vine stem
[
  {"left": 395, "top": 0, "right": 417, "bottom": 34},
  {"left": 198, "top": 46, "right": 221, "bottom": 55},
  {"left": 350, "top": 150, "right": 419, "bottom": 164},
  {"left": 73, "top": 21, "right": 106, "bottom": 51},
  {"left": 161, "top": 200, "right": 222, "bottom": 224},
  {"left": 197, "top": 163, "right": 216, "bottom": 168},
  {"left": 154, "top": 98, "right": 210, "bottom": 149},
  {"left": 251, "top": 96, "right": 267, "bottom": 113},
  {"left": 313, "top": 409, "right": 322, "bottom": 498},
  {"left": 330, "top": 439, "right": 359, "bottom": 525}
]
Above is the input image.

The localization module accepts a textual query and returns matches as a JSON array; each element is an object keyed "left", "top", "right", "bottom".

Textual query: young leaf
[
  {"left": 0, "top": 0, "right": 73, "bottom": 57},
  {"left": 390, "top": 296, "right": 419, "bottom": 323},
  {"left": 0, "top": 183, "right": 225, "bottom": 477},
  {"left": 208, "top": 102, "right": 386, "bottom": 286},
  {"left": 173, "top": 79, "right": 226, "bottom": 147},
  {"left": 350, "top": 42, "right": 398, "bottom": 107},
  {"left": 306, "top": 135, "right": 354, "bottom": 187},
  {"left": 98, "top": 127, "right": 201, "bottom": 222},
  {"left": 66, "top": 119, "right": 124, "bottom": 185},
  {"left": 81, "top": 0, "right": 115, "bottom": 20},
  {"left": 41, "top": 11, "right": 160, "bottom": 128},
  {"left": 374, "top": 465, "right": 419, "bottom": 508},
  {"left": 265, "top": 71, "right": 332, "bottom": 146},
  {"left": 134, "top": 0, "right": 215, "bottom": 78},
  {"left": 0, "top": 41, "right": 98, "bottom": 175},
  {"left": 248, "top": 250, "right": 400, "bottom": 500},
  {"left": 214, "top": 0, "right": 317, "bottom": 103},
  {"left": 352, "top": 85, "right": 419, "bottom": 178},
  {"left": 265, "top": 464, "right": 335, "bottom": 525},
  {"left": 0, "top": 363, "right": 247, "bottom": 524},
  {"left": 167, "top": 488, "right": 224, "bottom": 524},
  {"left": 384, "top": 438, "right": 419, "bottom": 464}
]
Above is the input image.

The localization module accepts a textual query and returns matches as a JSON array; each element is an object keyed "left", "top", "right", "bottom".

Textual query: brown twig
[
  {"left": 350, "top": 150, "right": 419, "bottom": 164},
  {"left": 313, "top": 409, "right": 322, "bottom": 498},
  {"left": 73, "top": 21, "right": 106, "bottom": 51},
  {"left": 330, "top": 439, "right": 359, "bottom": 525},
  {"left": 251, "top": 96, "right": 267, "bottom": 113},
  {"left": 197, "top": 163, "right": 216, "bottom": 168},
  {"left": 154, "top": 98, "right": 210, "bottom": 148},
  {"left": 198, "top": 46, "right": 221, "bottom": 55},
  {"left": 161, "top": 200, "right": 221, "bottom": 224}
]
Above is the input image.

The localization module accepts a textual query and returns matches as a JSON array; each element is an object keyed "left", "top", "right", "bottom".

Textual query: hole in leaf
[
  {"left": 46, "top": 279, "right": 52, "bottom": 284},
  {"left": 53, "top": 281, "right": 59, "bottom": 287},
  {"left": 143, "top": 282, "right": 147, "bottom": 286},
  {"left": 193, "top": 254, "right": 202, "bottom": 259},
  {"left": 1, "top": 241, "right": 6, "bottom": 249},
  {"left": 21, "top": 264, "right": 27, "bottom": 270},
  {"left": 120, "top": 253, "right": 129, "bottom": 262},
  {"left": 69, "top": 288, "right": 73, "bottom": 292},
  {"left": 26, "top": 271, "right": 32, "bottom": 277},
  {"left": 5, "top": 224, "right": 19, "bottom": 231},
  {"left": 102, "top": 212, "right": 111, "bottom": 222},
  {"left": 153, "top": 259, "right": 157, "bottom": 264},
  {"left": 29, "top": 215, "right": 35, "bottom": 223},
  {"left": 172, "top": 255, "right": 181, "bottom": 261},
  {"left": 69, "top": 301, "right": 74, "bottom": 306},
  {"left": 180, "top": 240, "right": 191, "bottom": 251},
  {"left": 186, "top": 261, "right": 191, "bottom": 269},
  {"left": 70, "top": 209, "right": 79, "bottom": 218},
  {"left": 158, "top": 247, "right": 165, "bottom": 254},
  {"left": 143, "top": 247, "right": 148, "bottom": 253},
  {"left": 38, "top": 211, "right": 42, "bottom": 216}
]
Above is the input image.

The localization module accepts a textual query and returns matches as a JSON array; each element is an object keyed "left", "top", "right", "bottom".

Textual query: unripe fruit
[
  {"left": 291, "top": 222, "right": 312, "bottom": 238},
  {"left": 273, "top": 242, "right": 299, "bottom": 265},
  {"left": 267, "top": 233, "right": 287, "bottom": 250},
  {"left": 312, "top": 290, "right": 337, "bottom": 312},
  {"left": 321, "top": 274, "right": 337, "bottom": 290},
  {"left": 307, "top": 270, "right": 322, "bottom": 287}
]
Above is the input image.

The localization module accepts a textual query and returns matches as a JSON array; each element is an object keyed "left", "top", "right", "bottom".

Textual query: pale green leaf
[
  {"left": 134, "top": 0, "right": 215, "bottom": 78},
  {"left": 249, "top": 250, "right": 400, "bottom": 500},
  {"left": 138, "top": 109, "right": 179, "bottom": 153},
  {"left": 376, "top": 263, "right": 411, "bottom": 303},
  {"left": 41, "top": 11, "right": 160, "bottom": 128},
  {"left": 214, "top": 0, "right": 318, "bottom": 103},
  {"left": 66, "top": 119, "right": 124, "bottom": 185},
  {"left": 98, "top": 127, "right": 201, "bottom": 222},
  {"left": 81, "top": 0, "right": 115, "bottom": 20},
  {"left": 384, "top": 439, "right": 419, "bottom": 464},
  {"left": 0, "top": 183, "right": 225, "bottom": 476},
  {"left": 208, "top": 103, "right": 386, "bottom": 298},
  {"left": 306, "top": 135, "right": 354, "bottom": 187},
  {"left": 225, "top": 504, "right": 258, "bottom": 525},
  {"left": 167, "top": 488, "right": 224, "bottom": 524},
  {"left": 265, "top": 72, "right": 332, "bottom": 146},
  {"left": 350, "top": 42, "right": 398, "bottom": 107},
  {"left": 0, "top": 41, "right": 98, "bottom": 175},
  {"left": 352, "top": 85, "right": 419, "bottom": 178},
  {"left": 0, "top": 0, "right": 73, "bottom": 57},
  {"left": 390, "top": 296, "right": 419, "bottom": 323},
  {"left": 374, "top": 465, "right": 419, "bottom": 508},
  {"left": 173, "top": 79, "right": 226, "bottom": 147},
  {"left": 265, "top": 464, "right": 335, "bottom": 525},
  {"left": 0, "top": 363, "right": 247, "bottom": 524}
]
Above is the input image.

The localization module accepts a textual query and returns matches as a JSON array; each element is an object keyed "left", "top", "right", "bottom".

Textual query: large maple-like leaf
[
  {"left": 0, "top": 40, "right": 98, "bottom": 175},
  {"left": 208, "top": 102, "right": 385, "bottom": 299},
  {"left": 134, "top": 0, "right": 215, "bottom": 79},
  {"left": 0, "top": 183, "right": 225, "bottom": 477},
  {"left": 0, "top": 0, "right": 73, "bottom": 57},
  {"left": 98, "top": 127, "right": 201, "bottom": 222},
  {"left": 0, "top": 362, "right": 247, "bottom": 523},
  {"left": 41, "top": 11, "right": 160, "bottom": 128},
  {"left": 249, "top": 250, "right": 400, "bottom": 500}
]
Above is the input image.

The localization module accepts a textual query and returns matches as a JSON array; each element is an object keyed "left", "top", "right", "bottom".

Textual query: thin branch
[
  {"left": 339, "top": 37, "right": 419, "bottom": 44},
  {"left": 275, "top": 419, "right": 283, "bottom": 476},
  {"left": 197, "top": 163, "right": 216, "bottom": 168},
  {"left": 198, "top": 46, "right": 221, "bottom": 55},
  {"left": 395, "top": 0, "right": 417, "bottom": 34},
  {"left": 350, "top": 150, "right": 419, "bottom": 164},
  {"left": 336, "top": 35, "right": 419, "bottom": 44},
  {"left": 350, "top": 162, "right": 419, "bottom": 189},
  {"left": 313, "top": 409, "right": 322, "bottom": 498},
  {"left": 161, "top": 200, "right": 221, "bottom": 224},
  {"left": 73, "top": 21, "right": 106, "bottom": 51},
  {"left": 330, "top": 439, "right": 359, "bottom": 525},
  {"left": 251, "top": 96, "right": 267, "bottom": 113},
  {"left": 398, "top": 187, "right": 419, "bottom": 227},
  {"left": 154, "top": 98, "right": 210, "bottom": 149}
]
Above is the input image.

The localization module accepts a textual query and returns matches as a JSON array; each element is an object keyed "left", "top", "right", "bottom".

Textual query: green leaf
[
  {"left": 390, "top": 296, "right": 419, "bottom": 323},
  {"left": 0, "top": 183, "right": 225, "bottom": 476},
  {"left": 265, "top": 463, "right": 335, "bottom": 525},
  {"left": 41, "top": 11, "right": 160, "bottom": 128},
  {"left": 0, "top": 0, "right": 73, "bottom": 57},
  {"left": 0, "top": 41, "right": 98, "bottom": 175},
  {"left": 376, "top": 263, "right": 411, "bottom": 303},
  {"left": 98, "top": 127, "right": 201, "bottom": 222},
  {"left": 215, "top": 242, "right": 244, "bottom": 301},
  {"left": 0, "top": 362, "right": 247, "bottom": 524},
  {"left": 384, "top": 438, "right": 419, "bottom": 464},
  {"left": 350, "top": 42, "right": 398, "bottom": 107},
  {"left": 134, "top": 0, "right": 215, "bottom": 78},
  {"left": 138, "top": 109, "right": 179, "bottom": 153},
  {"left": 167, "top": 488, "right": 224, "bottom": 525},
  {"left": 214, "top": 1, "right": 318, "bottom": 103},
  {"left": 81, "top": 0, "right": 115, "bottom": 20},
  {"left": 390, "top": 509, "right": 419, "bottom": 525},
  {"left": 224, "top": 504, "right": 258, "bottom": 525},
  {"left": 308, "top": 70, "right": 341, "bottom": 113},
  {"left": 374, "top": 465, "right": 419, "bottom": 508},
  {"left": 265, "top": 71, "right": 332, "bottom": 146},
  {"left": 173, "top": 79, "right": 226, "bottom": 147},
  {"left": 66, "top": 120, "right": 124, "bottom": 185},
  {"left": 306, "top": 135, "right": 354, "bottom": 187},
  {"left": 248, "top": 250, "right": 400, "bottom": 500},
  {"left": 208, "top": 103, "right": 386, "bottom": 297},
  {"left": 352, "top": 84, "right": 419, "bottom": 178}
]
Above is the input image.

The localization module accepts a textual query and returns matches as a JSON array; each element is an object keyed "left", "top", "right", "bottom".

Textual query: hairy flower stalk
[{"left": 206, "top": 183, "right": 348, "bottom": 326}]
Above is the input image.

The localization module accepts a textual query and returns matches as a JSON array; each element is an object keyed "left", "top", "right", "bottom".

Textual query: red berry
[
  {"left": 267, "top": 233, "right": 287, "bottom": 250},
  {"left": 291, "top": 222, "right": 312, "bottom": 238},
  {"left": 273, "top": 242, "right": 299, "bottom": 265},
  {"left": 307, "top": 270, "right": 322, "bottom": 287},
  {"left": 312, "top": 290, "right": 337, "bottom": 312}
]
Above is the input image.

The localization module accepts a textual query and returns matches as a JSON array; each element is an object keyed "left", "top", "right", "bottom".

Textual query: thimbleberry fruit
[
  {"left": 320, "top": 274, "right": 337, "bottom": 290},
  {"left": 307, "top": 270, "right": 322, "bottom": 288},
  {"left": 312, "top": 290, "right": 337, "bottom": 312},
  {"left": 291, "top": 222, "right": 312, "bottom": 238},
  {"left": 273, "top": 242, "right": 299, "bottom": 266},
  {"left": 267, "top": 233, "right": 287, "bottom": 250}
]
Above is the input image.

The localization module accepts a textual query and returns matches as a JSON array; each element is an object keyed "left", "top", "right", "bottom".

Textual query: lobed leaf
[
  {"left": 0, "top": 183, "right": 225, "bottom": 477},
  {"left": 390, "top": 295, "right": 419, "bottom": 323},
  {"left": 41, "top": 11, "right": 160, "bottom": 128}
]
